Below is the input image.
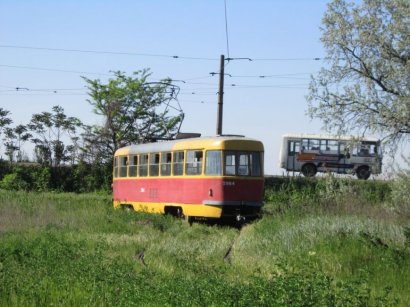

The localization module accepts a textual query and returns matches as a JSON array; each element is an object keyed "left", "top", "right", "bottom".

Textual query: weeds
[{"left": 0, "top": 177, "right": 409, "bottom": 306}]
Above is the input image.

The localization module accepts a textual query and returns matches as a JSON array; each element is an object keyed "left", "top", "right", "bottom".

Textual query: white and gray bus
[{"left": 279, "top": 133, "right": 382, "bottom": 180}]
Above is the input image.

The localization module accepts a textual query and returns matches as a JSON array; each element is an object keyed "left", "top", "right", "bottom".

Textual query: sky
[{"left": 1, "top": 0, "right": 395, "bottom": 175}]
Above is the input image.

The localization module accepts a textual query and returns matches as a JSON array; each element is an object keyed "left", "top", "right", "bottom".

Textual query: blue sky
[{"left": 1, "top": 1, "right": 339, "bottom": 174}]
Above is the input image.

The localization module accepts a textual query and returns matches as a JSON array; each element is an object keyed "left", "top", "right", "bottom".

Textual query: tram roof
[
  {"left": 282, "top": 133, "right": 380, "bottom": 142},
  {"left": 115, "top": 135, "right": 264, "bottom": 156}
]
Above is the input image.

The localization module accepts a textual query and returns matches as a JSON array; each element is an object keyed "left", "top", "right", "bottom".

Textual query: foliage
[
  {"left": 0, "top": 163, "right": 112, "bottom": 193},
  {"left": 2, "top": 125, "right": 32, "bottom": 163},
  {"left": 28, "top": 106, "right": 82, "bottom": 167},
  {"left": 307, "top": 0, "right": 410, "bottom": 150},
  {"left": 82, "top": 70, "right": 184, "bottom": 162},
  {"left": 0, "top": 189, "right": 408, "bottom": 306},
  {"left": 0, "top": 172, "right": 29, "bottom": 191},
  {"left": 390, "top": 155, "right": 410, "bottom": 218},
  {"left": 0, "top": 107, "right": 13, "bottom": 156}
]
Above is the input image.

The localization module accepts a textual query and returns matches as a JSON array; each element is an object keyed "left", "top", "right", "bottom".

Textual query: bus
[
  {"left": 279, "top": 133, "right": 382, "bottom": 180},
  {"left": 113, "top": 135, "right": 264, "bottom": 222}
]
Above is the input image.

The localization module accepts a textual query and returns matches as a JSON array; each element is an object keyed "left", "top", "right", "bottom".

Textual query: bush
[
  {"left": 0, "top": 171, "right": 30, "bottom": 191},
  {"left": 390, "top": 156, "right": 410, "bottom": 218}
]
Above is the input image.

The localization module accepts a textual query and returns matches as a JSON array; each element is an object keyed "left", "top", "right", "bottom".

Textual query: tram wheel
[{"left": 184, "top": 215, "right": 193, "bottom": 226}]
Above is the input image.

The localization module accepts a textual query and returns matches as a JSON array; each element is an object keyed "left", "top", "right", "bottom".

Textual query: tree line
[{"left": 0, "top": 70, "right": 184, "bottom": 192}]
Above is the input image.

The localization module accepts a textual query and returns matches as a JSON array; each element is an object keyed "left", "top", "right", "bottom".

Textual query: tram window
[
  {"left": 128, "top": 155, "right": 138, "bottom": 177},
  {"left": 225, "top": 152, "right": 236, "bottom": 175},
  {"left": 150, "top": 153, "right": 160, "bottom": 176},
  {"left": 205, "top": 150, "right": 222, "bottom": 175},
  {"left": 119, "top": 156, "right": 128, "bottom": 177},
  {"left": 161, "top": 152, "right": 172, "bottom": 176},
  {"left": 250, "top": 152, "right": 261, "bottom": 176},
  {"left": 173, "top": 151, "right": 184, "bottom": 176},
  {"left": 139, "top": 154, "right": 148, "bottom": 177},
  {"left": 186, "top": 150, "right": 203, "bottom": 175},
  {"left": 238, "top": 154, "right": 250, "bottom": 176},
  {"left": 113, "top": 157, "right": 119, "bottom": 178}
]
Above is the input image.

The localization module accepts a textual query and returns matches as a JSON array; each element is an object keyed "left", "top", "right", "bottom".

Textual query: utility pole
[{"left": 216, "top": 54, "right": 225, "bottom": 135}]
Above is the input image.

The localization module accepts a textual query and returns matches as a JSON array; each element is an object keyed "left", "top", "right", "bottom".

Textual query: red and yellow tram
[{"left": 112, "top": 135, "right": 264, "bottom": 221}]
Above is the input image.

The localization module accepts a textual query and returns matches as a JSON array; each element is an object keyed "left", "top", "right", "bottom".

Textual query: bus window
[
  {"left": 186, "top": 150, "right": 203, "bottom": 175},
  {"left": 129, "top": 155, "right": 138, "bottom": 177},
  {"left": 139, "top": 154, "right": 148, "bottom": 177},
  {"left": 173, "top": 151, "right": 184, "bottom": 176},
  {"left": 250, "top": 152, "right": 262, "bottom": 176},
  {"left": 161, "top": 152, "right": 172, "bottom": 176},
  {"left": 119, "top": 156, "right": 128, "bottom": 177},
  {"left": 150, "top": 153, "right": 159, "bottom": 176},
  {"left": 320, "top": 140, "right": 338, "bottom": 153},
  {"left": 225, "top": 152, "right": 236, "bottom": 175},
  {"left": 205, "top": 150, "right": 222, "bottom": 176},
  {"left": 308, "top": 139, "right": 320, "bottom": 151},
  {"left": 288, "top": 141, "right": 300, "bottom": 155},
  {"left": 113, "top": 156, "right": 119, "bottom": 178}
]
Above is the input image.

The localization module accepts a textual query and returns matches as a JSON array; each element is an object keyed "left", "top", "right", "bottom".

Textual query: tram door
[{"left": 287, "top": 140, "right": 301, "bottom": 172}]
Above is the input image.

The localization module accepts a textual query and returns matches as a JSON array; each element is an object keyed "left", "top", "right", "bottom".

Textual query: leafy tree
[
  {"left": 0, "top": 108, "right": 12, "bottom": 158},
  {"left": 28, "top": 106, "right": 82, "bottom": 166},
  {"left": 2, "top": 125, "right": 32, "bottom": 162},
  {"left": 83, "top": 69, "right": 184, "bottom": 161},
  {"left": 307, "top": 0, "right": 410, "bottom": 151}
]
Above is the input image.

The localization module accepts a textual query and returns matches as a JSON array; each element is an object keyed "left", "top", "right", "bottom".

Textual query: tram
[{"left": 113, "top": 135, "right": 264, "bottom": 221}]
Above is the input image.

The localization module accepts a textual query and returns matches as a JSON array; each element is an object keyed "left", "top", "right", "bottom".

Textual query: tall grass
[{"left": 0, "top": 179, "right": 408, "bottom": 306}]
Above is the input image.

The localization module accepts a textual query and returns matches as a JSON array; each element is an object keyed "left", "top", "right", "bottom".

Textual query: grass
[{"left": 0, "top": 179, "right": 409, "bottom": 306}]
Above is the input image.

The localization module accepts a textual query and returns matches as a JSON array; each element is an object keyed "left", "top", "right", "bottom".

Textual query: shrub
[
  {"left": 0, "top": 172, "right": 29, "bottom": 191},
  {"left": 390, "top": 156, "right": 410, "bottom": 218}
]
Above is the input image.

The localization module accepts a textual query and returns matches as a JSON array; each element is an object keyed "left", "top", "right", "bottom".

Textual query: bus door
[{"left": 287, "top": 140, "right": 301, "bottom": 172}]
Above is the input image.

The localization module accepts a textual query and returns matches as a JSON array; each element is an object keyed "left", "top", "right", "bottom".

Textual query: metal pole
[{"left": 216, "top": 54, "right": 225, "bottom": 135}]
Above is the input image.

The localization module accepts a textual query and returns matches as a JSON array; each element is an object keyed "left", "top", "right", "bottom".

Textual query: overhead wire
[{"left": 0, "top": 45, "right": 324, "bottom": 62}]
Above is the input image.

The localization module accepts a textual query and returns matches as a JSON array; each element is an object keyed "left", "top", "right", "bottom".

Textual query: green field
[{"left": 0, "top": 178, "right": 409, "bottom": 306}]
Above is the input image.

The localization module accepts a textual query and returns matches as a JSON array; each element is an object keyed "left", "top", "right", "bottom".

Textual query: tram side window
[
  {"left": 150, "top": 153, "right": 160, "bottom": 176},
  {"left": 113, "top": 157, "right": 119, "bottom": 178},
  {"left": 205, "top": 150, "right": 222, "bottom": 175},
  {"left": 161, "top": 152, "right": 172, "bottom": 176},
  {"left": 173, "top": 151, "right": 184, "bottom": 176},
  {"left": 139, "top": 154, "right": 149, "bottom": 177},
  {"left": 119, "top": 156, "right": 128, "bottom": 177},
  {"left": 129, "top": 155, "right": 138, "bottom": 177},
  {"left": 186, "top": 150, "right": 203, "bottom": 175},
  {"left": 225, "top": 152, "right": 236, "bottom": 176}
]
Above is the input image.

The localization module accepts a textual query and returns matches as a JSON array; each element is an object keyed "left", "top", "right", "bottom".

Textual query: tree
[
  {"left": 0, "top": 108, "right": 13, "bottom": 159},
  {"left": 307, "top": 0, "right": 410, "bottom": 151},
  {"left": 83, "top": 69, "right": 184, "bottom": 161},
  {"left": 2, "top": 125, "right": 32, "bottom": 162},
  {"left": 28, "top": 106, "right": 82, "bottom": 166}
]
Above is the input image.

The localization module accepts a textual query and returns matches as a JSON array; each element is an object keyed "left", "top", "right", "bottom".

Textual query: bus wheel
[
  {"left": 356, "top": 166, "right": 370, "bottom": 180},
  {"left": 301, "top": 164, "right": 317, "bottom": 177}
]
